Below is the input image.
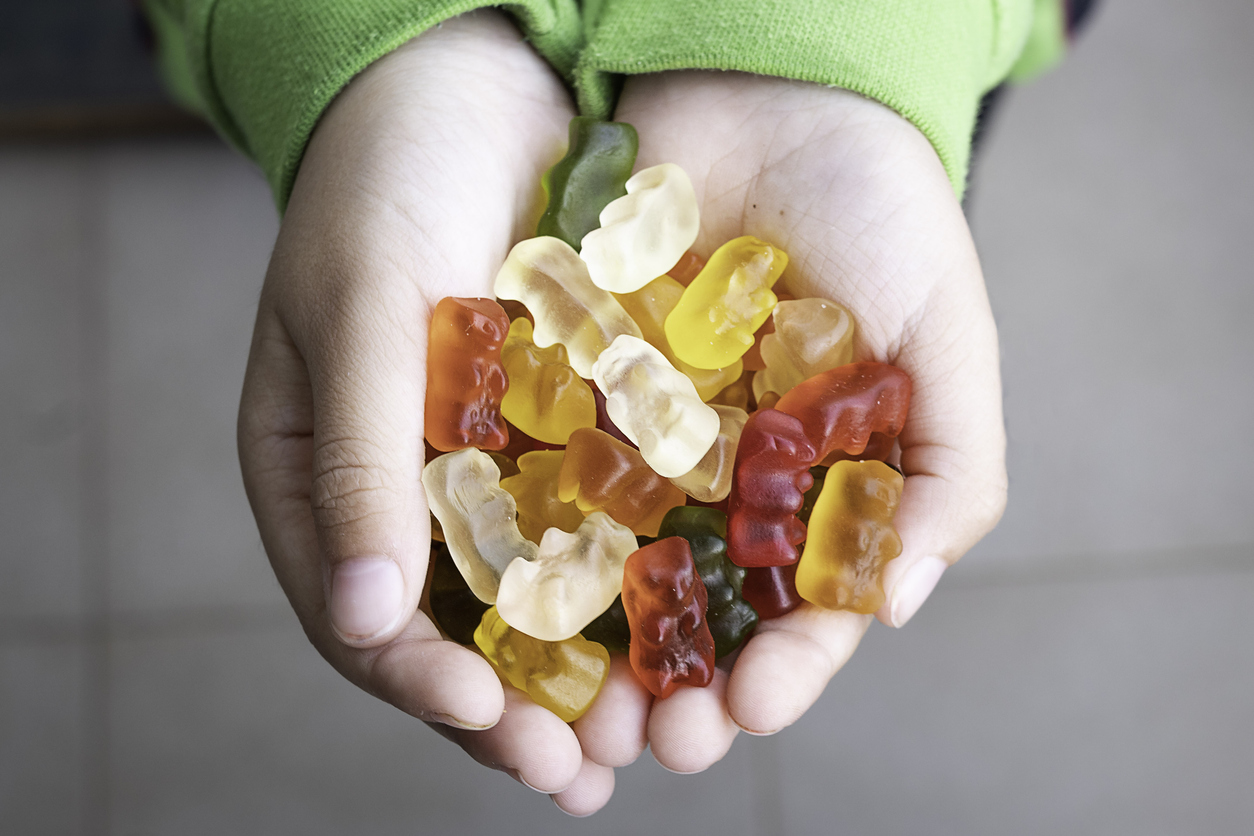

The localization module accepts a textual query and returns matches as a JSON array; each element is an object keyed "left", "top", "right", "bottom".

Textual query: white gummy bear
[
  {"left": 422, "top": 448, "right": 537, "bottom": 604},
  {"left": 494, "top": 236, "right": 641, "bottom": 378},
  {"left": 591, "top": 334, "right": 720, "bottom": 478},
  {"left": 580, "top": 163, "right": 700, "bottom": 294},
  {"left": 495, "top": 512, "right": 638, "bottom": 642}
]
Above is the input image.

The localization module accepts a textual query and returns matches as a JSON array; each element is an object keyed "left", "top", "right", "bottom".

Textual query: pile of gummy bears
[{"left": 422, "top": 118, "right": 911, "bottom": 723}]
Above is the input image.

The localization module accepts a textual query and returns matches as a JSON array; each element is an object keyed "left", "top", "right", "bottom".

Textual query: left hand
[{"left": 577, "top": 70, "right": 1009, "bottom": 773}]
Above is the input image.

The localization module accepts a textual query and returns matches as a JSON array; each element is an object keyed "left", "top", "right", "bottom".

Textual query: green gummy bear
[
  {"left": 537, "top": 117, "right": 639, "bottom": 251},
  {"left": 581, "top": 534, "right": 653, "bottom": 654},
  {"left": 658, "top": 507, "right": 758, "bottom": 658},
  {"left": 800, "top": 466, "right": 828, "bottom": 525},
  {"left": 581, "top": 594, "right": 632, "bottom": 654},
  {"left": 428, "top": 542, "right": 491, "bottom": 645}
]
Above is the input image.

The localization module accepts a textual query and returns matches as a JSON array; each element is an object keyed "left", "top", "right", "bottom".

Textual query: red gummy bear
[
  {"left": 726, "top": 409, "right": 816, "bottom": 568},
  {"left": 741, "top": 563, "right": 803, "bottom": 620},
  {"left": 774, "top": 362, "right": 911, "bottom": 464},
  {"left": 424, "top": 297, "right": 510, "bottom": 452},
  {"left": 622, "top": 537, "right": 716, "bottom": 698}
]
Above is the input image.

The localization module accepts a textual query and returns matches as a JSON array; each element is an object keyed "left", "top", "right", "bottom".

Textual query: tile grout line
[{"left": 76, "top": 145, "right": 112, "bottom": 836}]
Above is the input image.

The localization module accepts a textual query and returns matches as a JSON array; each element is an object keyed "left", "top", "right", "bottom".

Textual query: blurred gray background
[{"left": 2, "top": 1, "right": 1251, "bottom": 834}]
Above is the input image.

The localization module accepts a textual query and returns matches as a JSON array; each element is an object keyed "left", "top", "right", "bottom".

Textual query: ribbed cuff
[
  {"left": 575, "top": 0, "right": 1034, "bottom": 197},
  {"left": 149, "top": 0, "right": 583, "bottom": 212}
]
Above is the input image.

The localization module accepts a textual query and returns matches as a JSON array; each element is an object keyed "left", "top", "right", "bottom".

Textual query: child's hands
[
  {"left": 613, "top": 72, "right": 1007, "bottom": 771},
  {"left": 236, "top": 11, "right": 647, "bottom": 813}
]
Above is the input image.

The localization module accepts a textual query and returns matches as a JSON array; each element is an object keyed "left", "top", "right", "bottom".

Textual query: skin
[{"left": 238, "top": 10, "right": 1006, "bottom": 818}]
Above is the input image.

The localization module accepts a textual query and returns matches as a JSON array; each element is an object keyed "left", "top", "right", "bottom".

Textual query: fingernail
[
  {"left": 429, "top": 712, "right": 496, "bottom": 731},
  {"left": 505, "top": 768, "right": 545, "bottom": 793},
  {"left": 330, "top": 557, "right": 405, "bottom": 641},
  {"left": 732, "top": 719, "right": 782, "bottom": 737},
  {"left": 889, "top": 555, "right": 947, "bottom": 628}
]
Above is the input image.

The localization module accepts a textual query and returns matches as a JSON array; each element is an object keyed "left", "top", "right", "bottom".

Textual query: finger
[
  {"left": 551, "top": 757, "right": 616, "bottom": 817},
  {"left": 239, "top": 308, "right": 505, "bottom": 729},
  {"left": 648, "top": 668, "right": 739, "bottom": 774},
  {"left": 571, "top": 655, "right": 652, "bottom": 768},
  {"left": 433, "top": 685, "right": 585, "bottom": 793},
  {"left": 727, "top": 605, "right": 872, "bottom": 735}
]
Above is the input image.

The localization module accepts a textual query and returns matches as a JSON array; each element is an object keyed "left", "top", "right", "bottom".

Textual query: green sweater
[{"left": 143, "top": 0, "right": 1068, "bottom": 210}]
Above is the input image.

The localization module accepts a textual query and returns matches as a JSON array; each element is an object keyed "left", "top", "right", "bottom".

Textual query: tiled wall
[{"left": 1, "top": 0, "right": 1251, "bottom": 833}]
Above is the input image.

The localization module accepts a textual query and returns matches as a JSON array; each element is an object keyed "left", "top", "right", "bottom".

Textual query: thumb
[{"left": 296, "top": 282, "right": 431, "bottom": 648}]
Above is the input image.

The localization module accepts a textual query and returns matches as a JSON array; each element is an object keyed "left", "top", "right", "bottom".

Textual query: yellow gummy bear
[
  {"left": 664, "top": 236, "right": 788, "bottom": 370},
  {"left": 500, "top": 450, "right": 586, "bottom": 545},
  {"left": 474, "top": 607, "right": 610, "bottom": 722},
  {"left": 614, "top": 275, "right": 742, "bottom": 401},
  {"left": 499, "top": 318, "right": 596, "bottom": 444},
  {"left": 796, "top": 460, "right": 904, "bottom": 613}
]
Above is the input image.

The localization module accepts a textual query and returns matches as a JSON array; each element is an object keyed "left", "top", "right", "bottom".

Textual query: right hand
[{"left": 236, "top": 11, "right": 650, "bottom": 815}]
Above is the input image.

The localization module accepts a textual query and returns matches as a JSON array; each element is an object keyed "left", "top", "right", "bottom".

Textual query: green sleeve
[
  {"left": 575, "top": 0, "right": 1037, "bottom": 197},
  {"left": 141, "top": 0, "right": 584, "bottom": 212}
]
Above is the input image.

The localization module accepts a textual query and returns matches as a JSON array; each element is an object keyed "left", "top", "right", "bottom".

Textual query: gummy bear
[
  {"left": 494, "top": 236, "right": 642, "bottom": 378},
  {"left": 422, "top": 448, "right": 537, "bottom": 603},
  {"left": 822, "top": 432, "right": 896, "bottom": 466},
  {"left": 580, "top": 163, "right": 701, "bottom": 293},
  {"left": 726, "top": 409, "right": 816, "bottom": 568},
  {"left": 664, "top": 236, "right": 788, "bottom": 370},
  {"left": 795, "top": 460, "right": 903, "bottom": 613},
  {"left": 426, "top": 444, "right": 516, "bottom": 543},
  {"left": 581, "top": 595, "right": 631, "bottom": 654},
  {"left": 424, "top": 297, "right": 510, "bottom": 452},
  {"left": 496, "top": 512, "right": 638, "bottom": 642},
  {"left": 614, "top": 275, "right": 742, "bottom": 401},
  {"left": 557, "top": 427, "right": 687, "bottom": 537},
  {"left": 774, "top": 362, "right": 911, "bottom": 463},
  {"left": 499, "top": 450, "right": 585, "bottom": 545},
  {"left": 667, "top": 250, "right": 706, "bottom": 286},
  {"left": 669, "top": 405, "right": 748, "bottom": 503},
  {"left": 592, "top": 385, "right": 635, "bottom": 447},
  {"left": 740, "top": 563, "right": 803, "bottom": 620},
  {"left": 739, "top": 289, "right": 794, "bottom": 372},
  {"left": 752, "top": 298, "right": 856, "bottom": 401},
  {"left": 474, "top": 607, "right": 610, "bottom": 723},
  {"left": 658, "top": 507, "right": 758, "bottom": 658},
  {"left": 592, "top": 335, "right": 720, "bottom": 479},
  {"left": 537, "top": 117, "right": 639, "bottom": 251},
  {"left": 499, "top": 316, "right": 596, "bottom": 445},
  {"left": 708, "top": 372, "right": 752, "bottom": 412},
  {"left": 799, "top": 466, "right": 827, "bottom": 524},
  {"left": 622, "top": 537, "right": 716, "bottom": 698},
  {"left": 427, "top": 542, "right": 490, "bottom": 645}
]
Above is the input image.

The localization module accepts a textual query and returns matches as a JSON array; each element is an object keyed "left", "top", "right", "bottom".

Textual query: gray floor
[{"left": 2, "top": 1, "right": 1252, "bottom": 833}]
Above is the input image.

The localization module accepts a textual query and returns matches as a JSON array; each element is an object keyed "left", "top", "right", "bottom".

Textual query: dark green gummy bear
[
  {"left": 658, "top": 507, "right": 758, "bottom": 658},
  {"left": 584, "top": 534, "right": 656, "bottom": 654},
  {"left": 428, "top": 542, "right": 490, "bottom": 645},
  {"left": 536, "top": 117, "right": 639, "bottom": 251},
  {"left": 581, "top": 595, "right": 632, "bottom": 654},
  {"left": 799, "top": 466, "right": 828, "bottom": 525}
]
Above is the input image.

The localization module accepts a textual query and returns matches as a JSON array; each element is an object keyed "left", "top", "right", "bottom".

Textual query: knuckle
[{"left": 309, "top": 436, "right": 404, "bottom": 531}]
